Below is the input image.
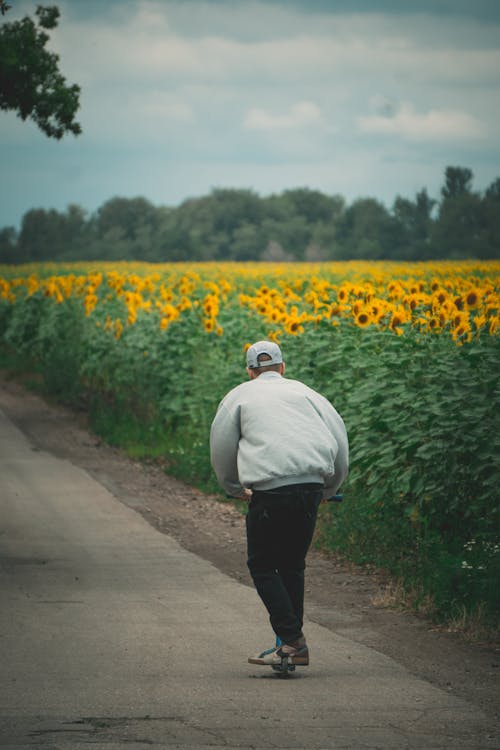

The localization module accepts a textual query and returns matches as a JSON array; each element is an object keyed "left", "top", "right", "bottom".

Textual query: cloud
[
  {"left": 50, "top": 1, "right": 500, "bottom": 88},
  {"left": 2, "top": 0, "right": 499, "bottom": 230},
  {"left": 131, "top": 92, "right": 195, "bottom": 124},
  {"left": 243, "top": 101, "right": 325, "bottom": 131},
  {"left": 357, "top": 102, "right": 486, "bottom": 142}
]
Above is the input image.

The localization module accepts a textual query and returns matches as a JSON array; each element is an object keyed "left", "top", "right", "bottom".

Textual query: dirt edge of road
[{"left": 0, "top": 374, "right": 498, "bottom": 723}]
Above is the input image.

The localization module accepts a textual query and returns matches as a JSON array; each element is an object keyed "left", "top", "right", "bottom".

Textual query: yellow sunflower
[{"left": 354, "top": 310, "right": 372, "bottom": 328}]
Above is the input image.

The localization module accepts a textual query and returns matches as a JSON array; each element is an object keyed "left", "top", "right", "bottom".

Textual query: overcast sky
[{"left": 1, "top": 0, "right": 500, "bottom": 229}]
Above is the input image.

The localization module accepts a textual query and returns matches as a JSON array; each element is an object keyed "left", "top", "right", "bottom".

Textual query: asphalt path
[{"left": 0, "top": 405, "right": 497, "bottom": 749}]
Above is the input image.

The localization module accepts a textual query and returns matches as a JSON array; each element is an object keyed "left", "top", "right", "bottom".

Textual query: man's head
[{"left": 246, "top": 340, "right": 285, "bottom": 378}]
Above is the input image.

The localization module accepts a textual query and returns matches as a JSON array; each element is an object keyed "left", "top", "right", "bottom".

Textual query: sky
[{"left": 1, "top": 0, "right": 500, "bottom": 229}]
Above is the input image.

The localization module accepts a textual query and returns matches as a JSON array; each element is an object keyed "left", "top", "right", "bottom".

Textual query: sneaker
[{"left": 248, "top": 642, "right": 309, "bottom": 666}]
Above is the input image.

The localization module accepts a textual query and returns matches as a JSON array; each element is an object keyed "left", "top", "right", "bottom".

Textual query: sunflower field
[{"left": 1, "top": 259, "right": 499, "bottom": 629}]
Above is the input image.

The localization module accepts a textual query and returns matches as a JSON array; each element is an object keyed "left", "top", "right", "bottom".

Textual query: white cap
[{"left": 246, "top": 340, "right": 283, "bottom": 369}]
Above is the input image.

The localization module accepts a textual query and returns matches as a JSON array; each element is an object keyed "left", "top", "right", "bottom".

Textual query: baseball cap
[{"left": 246, "top": 340, "right": 283, "bottom": 369}]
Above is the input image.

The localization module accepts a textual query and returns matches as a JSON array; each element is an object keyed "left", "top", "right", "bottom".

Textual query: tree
[
  {"left": 159, "top": 189, "right": 265, "bottom": 261},
  {"left": 90, "top": 197, "right": 160, "bottom": 261},
  {"left": 2, "top": 172, "right": 498, "bottom": 262},
  {"left": 232, "top": 223, "right": 263, "bottom": 261},
  {"left": 480, "top": 178, "right": 500, "bottom": 258},
  {"left": 485, "top": 177, "right": 500, "bottom": 202},
  {"left": 392, "top": 188, "right": 436, "bottom": 259},
  {"left": 336, "top": 198, "right": 400, "bottom": 259},
  {"left": 207, "top": 189, "right": 263, "bottom": 259},
  {"left": 261, "top": 190, "right": 344, "bottom": 260},
  {"left": 441, "top": 166, "right": 473, "bottom": 200},
  {"left": 55, "top": 204, "right": 91, "bottom": 259},
  {"left": 0, "top": 225, "right": 18, "bottom": 263},
  {"left": 17, "top": 207, "right": 65, "bottom": 261},
  {"left": 0, "top": 4, "right": 81, "bottom": 138},
  {"left": 96, "top": 197, "right": 157, "bottom": 241},
  {"left": 148, "top": 198, "right": 213, "bottom": 262},
  {"left": 434, "top": 167, "right": 484, "bottom": 258},
  {"left": 280, "top": 188, "right": 340, "bottom": 225}
]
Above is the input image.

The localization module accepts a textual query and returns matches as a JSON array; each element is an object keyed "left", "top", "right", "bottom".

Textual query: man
[{"left": 210, "top": 340, "right": 349, "bottom": 669}]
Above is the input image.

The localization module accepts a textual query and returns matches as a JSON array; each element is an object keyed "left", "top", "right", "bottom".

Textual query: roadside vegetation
[{"left": 1, "top": 259, "right": 499, "bottom": 638}]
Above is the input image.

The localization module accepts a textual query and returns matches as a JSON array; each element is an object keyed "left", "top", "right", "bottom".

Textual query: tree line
[{"left": 1, "top": 166, "right": 499, "bottom": 264}]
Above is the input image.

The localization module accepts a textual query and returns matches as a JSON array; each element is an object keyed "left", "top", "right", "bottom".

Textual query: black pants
[{"left": 246, "top": 483, "right": 322, "bottom": 645}]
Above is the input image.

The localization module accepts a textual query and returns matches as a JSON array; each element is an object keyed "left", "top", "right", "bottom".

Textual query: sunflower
[
  {"left": 406, "top": 293, "right": 422, "bottom": 312},
  {"left": 177, "top": 296, "right": 192, "bottom": 312},
  {"left": 160, "top": 287, "right": 174, "bottom": 302},
  {"left": 354, "top": 310, "right": 372, "bottom": 328},
  {"left": 473, "top": 313, "right": 487, "bottom": 332},
  {"left": 389, "top": 307, "right": 409, "bottom": 333},
  {"left": 268, "top": 329, "right": 282, "bottom": 344},
  {"left": 84, "top": 293, "right": 98, "bottom": 316},
  {"left": 285, "top": 318, "right": 304, "bottom": 335},
  {"left": 268, "top": 308, "right": 282, "bottom": 323},
  {"left": 433, "top": 290, "right": 449, "bottom": 308},
  {"left": 464, "top": 288, "right": 480, "bottom": 308},
  {"left": 453, "top": 311, "right": 470, "bottom": 330},
  {"left": 452, "top": 326, "right": 472, "bottom": 344},
  {"left": 438, "top": 312, "right": 447, "bottom": 328},
  {"left": 203, "top": 293, "right": 219, "bottom": 317},
  {"left": 328, "top": 304, "right": 342, "bottom": 317},
  {"left": 114, "top": 319, "right": 123, "bottom": 340}
]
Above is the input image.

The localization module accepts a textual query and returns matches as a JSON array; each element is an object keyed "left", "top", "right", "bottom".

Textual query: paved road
[{"left": 0, "top": 406, "right": 497, "bottom": 749}]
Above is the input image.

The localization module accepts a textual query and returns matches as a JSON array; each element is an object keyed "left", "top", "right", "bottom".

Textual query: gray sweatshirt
[{"left": 210, "top": 371, "right": 349, "bottom": 498}]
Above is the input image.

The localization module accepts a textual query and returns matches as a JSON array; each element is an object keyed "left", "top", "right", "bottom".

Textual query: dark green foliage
[
  {"left": 392, "top": 189, "right": 435, "bottom": 260},
  {"left": 2, "top": 167, "right": 499, "bottom": 264},
  {"left": 4, "top": 294, "right": 85, "bottom": 400},
  {"left": 0, "top": 227, "right": 17, "bottom": 263},
  {"left": 296, "top": 324, "right": 500, "bottom": 623},
  {"left": 0, "top": 5, "right": 81, "bottom": 138},
  {"left": 335, "top": 198, "right": 402, "bottom": 259},
  {"left": 17, "top": 205, "right": 90, "bottom": 262}
]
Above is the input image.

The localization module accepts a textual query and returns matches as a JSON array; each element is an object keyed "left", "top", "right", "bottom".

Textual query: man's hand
[
  {"left": 239, "top": 488, "right": 253, "bottom": 502},
  {"left": 322, "top": 494, "right": 344, "bottom": 504}
]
